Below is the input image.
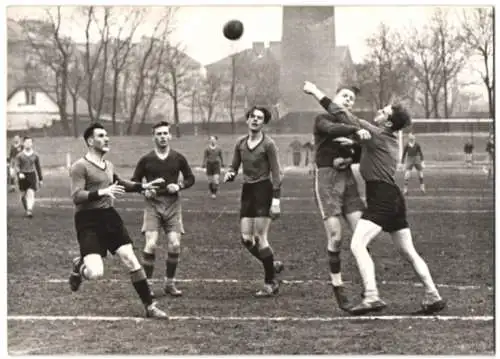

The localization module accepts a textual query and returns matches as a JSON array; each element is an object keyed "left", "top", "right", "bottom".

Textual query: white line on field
[
  {"left": 8, "top": 203, "right": 493, "bottom": 215},
  {"left": 29, "top": 278, "right": 492, "bottom": 291},
  {"left": 7, "top": 314, "right": 494, "bottom": 322}
]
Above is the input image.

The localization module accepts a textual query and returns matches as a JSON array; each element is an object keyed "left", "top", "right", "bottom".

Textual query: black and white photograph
[{"left": 4, "top": 3, "right": 495, "bottom": 355}]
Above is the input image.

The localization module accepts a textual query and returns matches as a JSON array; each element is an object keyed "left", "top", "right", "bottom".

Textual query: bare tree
[
  {"left": 109, "top": 8, "right": 145, "bottom": 134},
  {"left": 20, "top": 7, "right": 73, "bottom": 135},
  {"left": 67, "top": 48, "right": 86, "bottom": 137},
  {"left": 228, "top": 54, "right": 237, "bottom": 134},
  {"left": 197, "top": 72, "right": 223, "bottom": 135},
  {"left": 459, "top": 7, "right": 494, "bottom": 118}
]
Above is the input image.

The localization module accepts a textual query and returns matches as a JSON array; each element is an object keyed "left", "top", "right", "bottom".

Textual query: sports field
[{"left": 6, "top": 157, "right": 494, "bottom": 354}]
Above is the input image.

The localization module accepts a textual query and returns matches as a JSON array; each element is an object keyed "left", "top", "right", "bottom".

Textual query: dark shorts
[
  {"left": 313, "top": 166, "right": 365, "bottom": 219},
  {"left": 362, "top": 181, "right": 409, "bottom": 233},
  {"left": 405, "top": 157, "right": 423, "bottom": 171},
  {"left": 240, "top": 179, "right": 273, "bottom": 218},
  {"left": 74, "top": 207, "right": 133, "bottom": 258},
  {"left": 206, "top": 162, "right": 221, "bottom": 176},
  {"left": 18, "top": 172, "right": 38, "bottom": 191}
]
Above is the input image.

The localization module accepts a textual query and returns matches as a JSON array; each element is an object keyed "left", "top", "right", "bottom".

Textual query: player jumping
[
  {"left": 202, "top": 135, "right": 224, "bottom": 199},
  {"left": 14, "top": 136, "right": 43, "bottom": 218},
  {"left": 68, "top": 123, "right": 168, "bottom": 319},
  {"left": 303, "top": 80, "right": 370, "bottom": 311},
  {"left": 338, "top": 104, "right": 446, "bottom": 315},
  {"left": 224, "top": 106, "right": 284, "bottom": 297},
  {"left": 132, "top": 121, "right": 195, "bottom": 298},
  {"left": 402, "top": 133, "right": 425, "bottom": 195}
]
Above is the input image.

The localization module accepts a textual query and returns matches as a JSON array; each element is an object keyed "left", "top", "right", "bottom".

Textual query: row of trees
[
  {"left": 351, "top": 7, "right": 494, "bottom": 118},
  {"left": 18, "top": 6, "right": 230, "bottom": 137}
]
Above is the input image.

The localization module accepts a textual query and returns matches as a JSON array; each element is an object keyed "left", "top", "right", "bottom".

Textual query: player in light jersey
[
  {"left": 132, "top": 121, "right": 195, "bottom": 298},
  {"left": 224, "top": 106, "right": 284, "bottom": 297},
  {"left": 202, "top": 135, "right": 224, "bottom": 199},
  {"left": 68, "top": 123, "right": 167, "bottom": 319},
  {"left": 14, "top": 136, "right": 43, "bottom": 217},
  {"left": 341, "top": 104, "right": 446, "bottom": 315},
  {"left": 401, "top": 133, "right": 425, "bottom": 194}
]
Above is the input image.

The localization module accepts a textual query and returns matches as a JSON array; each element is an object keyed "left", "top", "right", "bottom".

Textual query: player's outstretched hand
[
  {"left": 38, "top": 180, "right": 43, "bottom": 188},
  {"left": 143, "top": 188, "right": 157, "bottom": 199},
  {"left": 224, "top": 171, "right": 236, "bottom": 183},
  {"left": 356, "top": 129, "right": 371, "bottom": 141},
  {"left": 166, "top": 183, "right": 181, "bottom": 194},
  {"left": 334, "top": 137, "right": 355, "bottom": 146},
  {"left": 101, "top": 182, "right": 125, "bottom": 199},
  {"left": 303, "top": 81, "right": 317, "bottom": 95},
  {"left": 144, "top": 178, "right": 165, "bottom": 190},
  {"left": 270, "top": 198, "right": 281, "bottom": 219}
]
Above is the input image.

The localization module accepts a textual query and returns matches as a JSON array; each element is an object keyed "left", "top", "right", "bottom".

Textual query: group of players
[{"left": 11, "top": 80, "right": 473, "bottom": 318}]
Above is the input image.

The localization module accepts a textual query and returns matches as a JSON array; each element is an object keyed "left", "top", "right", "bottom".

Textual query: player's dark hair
[
  {"left": 209, "top": 135, "right": 218, "bottom": 140},
  {"left": 152, "top": 121, "right": 170, "bottom": 133},
  {"left": 336, "top": 85, "right": 361, "bottom": 96},
  {"left": 246, "top": 106, "right": 272, "bottom": 124},
  {"left": 389, "top": 104, "right": 411, "bottom": 131},
  {"left": 22, "top": 136, "right": 32, "bottom": 142},
  {"left": 83, "top": 123, "right": 105, "bottom": 144}
]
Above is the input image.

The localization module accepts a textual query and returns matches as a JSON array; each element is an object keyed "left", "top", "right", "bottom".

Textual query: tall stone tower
[{"left": 279, "top": 6, "right": 336, "bottom": 114}]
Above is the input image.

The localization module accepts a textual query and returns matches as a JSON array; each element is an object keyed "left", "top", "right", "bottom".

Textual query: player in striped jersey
[
  {"left": 202, "top": 135, "right": 224, "bottom": 199},
  {"left": 401, "top": 133, "right": 425, "bottom": 194},
  {"left": 224, "top": 106, "right": 284, "bottom": 297},
  {"left": 68, "top": 123, "right": 168, "bottom": 319},
  {"left": 14, "top": 136, "right": 43, "bottom": 217}
]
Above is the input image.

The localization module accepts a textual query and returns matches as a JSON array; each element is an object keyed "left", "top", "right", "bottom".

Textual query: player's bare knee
[
  {"left": 167, "top": 233, "right": 181, "bottom": 253},
  {"left": 116, "top": 244, "right": 142, "bottom": 271},
  {"left": 83, "top": 255, "right": 104, "bottom": 279},
  {"left": 241, "top": 233, "right": 254, "bottom": 247},
  {"left": 144, "top": 231, "right": 159, "bottom": 253}
]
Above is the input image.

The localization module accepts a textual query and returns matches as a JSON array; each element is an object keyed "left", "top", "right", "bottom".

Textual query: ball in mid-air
[{"left": 223, "top": 20, "right": 244, "bottom": 40}]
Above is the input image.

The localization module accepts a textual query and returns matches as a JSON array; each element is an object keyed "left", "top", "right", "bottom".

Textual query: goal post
[{"left": 397, "top": 118, "right": 493, "bottom": 164}]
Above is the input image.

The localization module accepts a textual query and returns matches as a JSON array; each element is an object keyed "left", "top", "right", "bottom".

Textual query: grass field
[
  {"left": 6, "top": 164, "right": 494, "bottom": 355},
  {"left": 19, "top": 132, "right": 492, "bottom": 169}
]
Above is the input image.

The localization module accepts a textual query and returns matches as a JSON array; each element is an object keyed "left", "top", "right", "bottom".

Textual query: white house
[{"left": 7, "top": 86, "right": 92, "bottom": 131}]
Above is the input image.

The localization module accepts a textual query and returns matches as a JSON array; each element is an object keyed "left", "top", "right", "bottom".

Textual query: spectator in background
[
  {"left": 288, "top": 137, "right": 303, "bottom": 167},
  {"left": 8, "top": 135, "right": 23, "bottom": 192},
  {"left": 485, "top": 133, "right": 494, "bottom": 179},
  {"left": 463, "top": 139, "right": 474, "bottom": 168}
]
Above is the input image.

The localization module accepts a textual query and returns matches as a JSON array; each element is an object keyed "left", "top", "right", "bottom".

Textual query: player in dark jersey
[
  {"left": 464, "top": 139, "right": 474, "bottom": 168},
  {"left": 340, "top": 104, "right": 446, "bottom": 315},
  {"left": 132, "top": 121, "right": 195, "bottom": 298},
  {"left": 202, "top": 135, "right": 224, "bottom": 199},
  {"left": 14, "top": 137, "right": 42, "bottom": 217},
  {"left": 8, "top": 135, "right": 23, "bottom": 192},
  {"left": 485, "top": 133, "right": 494, "bottom": 179},
  {"left": 224, "top": 106, "right": 284, "bottom": 297},
  {"left": 68, "top": 123, "right": 168, "bottom": 319},
  {"left": 401, "top": 133, "right": 425, "bottom": 194},
  {"left": 303, "top": 80, "right": 370, "bottom": 311}
]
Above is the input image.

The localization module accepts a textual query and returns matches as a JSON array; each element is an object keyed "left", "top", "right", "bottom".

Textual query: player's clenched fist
[
  {"left": 356, "top": 129, "right": 371, "bottom": 141},
  {"left": 303, "top": 81, "right": 318, "bottom": 95},
  {"left": 224, "top": 171, "right": 236, "bottom": 182},
  {"left": 166, "top": 183, "right": 181, "bottom": 194},
  {"left": 270, "top": 198, "right": 281, "bottom": 219},
  {"left": 143, "top": 188, "right": 157, "bottom": 199}
]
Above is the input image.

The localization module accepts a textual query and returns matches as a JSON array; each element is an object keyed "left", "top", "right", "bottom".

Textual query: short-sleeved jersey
[
  {"left": 202, "top": 146, "right": 224, "bottom": 166},
  {"left": 15, "top": 151, "right": 42, "bottom": 180},
  {"left": 229, "top": 133, "right": 282, "bottom": 191},
  {"left": 132, "top": 149, "right": 195, "bottom": 200},
  {"left": 70, "top": 158, "right": 116, "bottom": 212}
]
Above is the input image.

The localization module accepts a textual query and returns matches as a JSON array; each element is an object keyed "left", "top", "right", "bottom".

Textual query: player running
[
  {"left": 201, "top": 135, "right": 224, "bottom": 199},
  {"left": 224, "top": 106, "right": 284, "bottom": 297},
  {"left": 14, "top": 136, "right": 43, "bottom": 217},
  {"left": 132, "top": 121, "right": 195, "bottom": 298},
  {"left": 303, "top": 80, "right": 370, "bottom": 311},
  {"left": 402, "top": 133, "right": 425, "bottom": 195},
  {"left": 337, "top": 104, "right": 446, "bottom": 315},
  {"left": 68, "top": 123, "right": 168, "bottom": 319}
]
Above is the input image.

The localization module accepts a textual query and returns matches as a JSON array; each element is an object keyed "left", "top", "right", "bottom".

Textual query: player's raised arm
[
  {"left": 267, "top": 140, "right": 282, "bottom": 199},
  {"left": 178, "top": 155, "right": 195, "bottom": 190}
]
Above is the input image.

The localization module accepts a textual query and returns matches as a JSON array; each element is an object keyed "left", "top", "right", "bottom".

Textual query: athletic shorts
[
  {"left": 141, "top": 196, "right": 183, "bottom": 234},
  {"left": 313, "top": 166, "right": 365, "bottom": 219},
  {"left": 74, "top": 207, "right": 133, "bottom": 258},
  {"left": 405, "top": 157, "right": 423, "bottom": 171},
  {"left": 18, "top": 172, "right": 38, "bottom": 192},
  {"left": 240, "top": 179, "right": 273, "bottom": 218},
  {"left": 206, "top": 162, "right": 221, "bottom": 176},
  {"left": 362, "top": 180, "right": 409, "bottom": 233}
]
